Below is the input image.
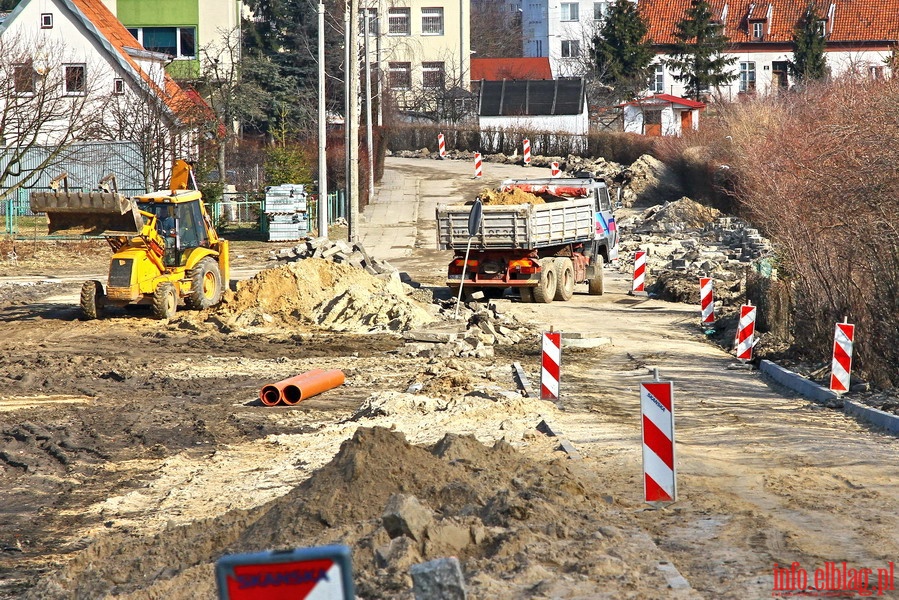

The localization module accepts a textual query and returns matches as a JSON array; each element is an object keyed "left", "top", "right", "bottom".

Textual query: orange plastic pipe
[
  {"left": 281, "top": 369, "right": 345, "bottom": 405},
  {"left": 259, "top": 369, "right": 325, "bottom": 406}
]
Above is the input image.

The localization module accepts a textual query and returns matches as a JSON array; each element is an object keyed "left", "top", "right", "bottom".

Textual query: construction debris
[{"left": 271, "top": 237, "right": 396, "bottom": 276}]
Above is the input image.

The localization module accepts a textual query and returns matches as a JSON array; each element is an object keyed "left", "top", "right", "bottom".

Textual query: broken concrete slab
[{"left": 382, "top": 494, "right": 433, "bottom": 541}]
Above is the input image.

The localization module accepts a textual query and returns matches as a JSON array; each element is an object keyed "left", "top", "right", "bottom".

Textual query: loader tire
[
  {"left": 186, "top": 257, "right": 223, "bottom": 310},
  {"left": 80, "top": 280, "right": 106, "bottom": 320},
  {"left": 588, "top": 255, "right": 605, "bottom": 296},
  {"left": 151, "top": 282, "right": 178, "bottom": 320},
  {"left": 532, "top": 258, "right": 557, "bottom": 304},
  {"left": 554, "top": 258, "right": 575, "bottom": 301}
]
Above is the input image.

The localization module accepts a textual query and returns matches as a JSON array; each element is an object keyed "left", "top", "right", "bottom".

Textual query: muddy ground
[{"left": 1, "top": 157, "right": 898, "bottom": 599}]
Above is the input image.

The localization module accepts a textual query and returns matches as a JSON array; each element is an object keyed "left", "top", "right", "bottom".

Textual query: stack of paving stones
[{"left": 271, "top": 237, "right": 396, "bottom": 276}]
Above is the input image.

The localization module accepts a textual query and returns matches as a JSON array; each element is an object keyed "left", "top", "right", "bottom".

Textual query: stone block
[
  {"left": 410, "top": 557, "right": 467, "bottom": 600},
  {"left": 382, "top": 494, "right": 433, "bottom": 541}
]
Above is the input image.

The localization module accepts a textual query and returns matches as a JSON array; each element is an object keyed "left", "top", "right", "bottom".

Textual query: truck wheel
[
  {"left": 554, "top": 258, "right": 575, "bottom": 301},
  {"left": 151, "top": 282, "right": 178, "bottom": 320},
  {"left": 532, "top": 258, "right": 557, "bottom": 304},
  {"left": 588, "top": 255, "right": 605, "bottom": 296},
  {"left": 80, "top": 280, "right": 106, "bottom": 320},
  {"left": 186, "top": 257, "right": 223, "bottom": 309}
]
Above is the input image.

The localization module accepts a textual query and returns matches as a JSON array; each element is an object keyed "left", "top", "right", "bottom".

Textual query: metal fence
[{"left": 2, "top": 188, "right": 349, "bottom": 239}]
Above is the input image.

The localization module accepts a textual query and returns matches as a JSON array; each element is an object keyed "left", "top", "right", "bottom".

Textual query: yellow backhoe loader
[{"left": 30, "top": 160, "right": 230, "bottom": 320}]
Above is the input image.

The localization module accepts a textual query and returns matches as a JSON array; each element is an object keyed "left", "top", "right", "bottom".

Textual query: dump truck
[
  {"left": 436, "top": 176, "right": 618, "bottom": 303},
  {"left": 29, "top": 159, "right": 230, "bottom": 320}
]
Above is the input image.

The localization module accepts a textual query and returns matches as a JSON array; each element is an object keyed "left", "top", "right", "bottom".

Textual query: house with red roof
[
  {"left": 618, "top": 94, "right": 706, "bottom": 136},
  {"left": 0, "top": 0, "right": 209, "bottom": 188},
  {"left": 471, "top": 57, "right": 553, "bottom": 82},
  {"left": 639, "top": 0, "right": 899, "bottom": 99}
]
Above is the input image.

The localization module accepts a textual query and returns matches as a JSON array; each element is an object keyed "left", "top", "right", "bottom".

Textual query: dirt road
[{"left": 0, "top": 157, "right": 897, "bottom": 599}]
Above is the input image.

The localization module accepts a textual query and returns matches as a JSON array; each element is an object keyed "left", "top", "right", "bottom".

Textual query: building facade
[
  {"left": 363, "top": 0, "right": 471, "bottom": 119},
  {"left": 100, "top": 0, "right": 243, "bottom": 78},
  {"left": 642, "top": 0, "right": 899, "bottom": 100}
]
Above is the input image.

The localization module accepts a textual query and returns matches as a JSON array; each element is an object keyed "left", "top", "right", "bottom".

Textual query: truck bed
[{"left": 436, "top": 196, "right": 595, "bottom": 250}]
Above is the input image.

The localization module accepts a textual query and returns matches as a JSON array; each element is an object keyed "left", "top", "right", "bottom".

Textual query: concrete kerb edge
[{"left": 759, "top": 360, "right": 899, "bottom": 436}]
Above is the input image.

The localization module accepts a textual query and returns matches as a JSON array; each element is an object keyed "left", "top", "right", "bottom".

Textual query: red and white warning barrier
[
  {"left": 541, "top": 331, "right": 561, "bottom": 401},
  {"left": 474, "top": 152, "right": 483, "bottom": 178},
  {"left": 736, "top": 303, "right": 757, "bottom": 361},
  {"left": 632, "top": 250, "right": 646, "bottom": 293},
  {"left": 700, "top": 277, "right": 714, "bottom": 323},
  {"left": 438, "top": 132, "right": 447, "bottom": 159},
  {"left": 550, "top": 161, "right": 560, "bottom": 177},
  {"left": 830, "top": 321, "right": 855, "bottom": 394},
  {"left": 523, "top": 138, "right": 531, "bottom": 165},
  {"left": 641, "top": 380, "right": 676, "bottom": 503}
]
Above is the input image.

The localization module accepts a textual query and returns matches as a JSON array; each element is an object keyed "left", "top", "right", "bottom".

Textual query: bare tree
[{"left": 0, "top": 35, "right": 107, "bottom": 197}]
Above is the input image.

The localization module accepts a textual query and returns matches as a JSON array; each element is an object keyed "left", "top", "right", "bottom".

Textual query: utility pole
[
  {"left": 317, "top": 1, "right": 328, "bottom": 239},
  {"left": 347, "top": 0, "right": 360, "bottom": 243},
  {"left": 363, "top": 5, "right": 374, "bottom": 209}
]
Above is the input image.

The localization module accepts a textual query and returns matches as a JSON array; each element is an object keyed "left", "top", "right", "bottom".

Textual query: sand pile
[
  {"left": 477, "top": 187, "right": 544, "bottom": 205},
  {"left": 213, "top": 258, "right": 436, "bottom": 333}
]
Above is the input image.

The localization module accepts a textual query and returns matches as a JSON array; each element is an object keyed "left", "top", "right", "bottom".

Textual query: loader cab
[{"left": 138, "top": 198, "right": 209, "bottom": 267}]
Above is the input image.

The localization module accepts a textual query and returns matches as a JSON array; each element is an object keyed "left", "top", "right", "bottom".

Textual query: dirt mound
[
  {"left": 25, "top": 427, "right": 657, "bottom": 599},
  {"left": 211, "top": 258, "right": 436, "bottom": 333},
  {"left": 477, "top": 187, "right": 544, "bottom": 205}
]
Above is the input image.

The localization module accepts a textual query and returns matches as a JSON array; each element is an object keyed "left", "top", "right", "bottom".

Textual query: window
[
  {"left": 593, "top": 2, "right": 608, "bottom": 20},
  {"left": 535, "top": 39, "right": 543, "bottom": 57},
  {"left": 389, "top": 62, "right": 411, "bottom": 88},
  {"left": 816, "top": 20, "right": 827, "bottom": 35},
  {"left": 113, "top": 78, "right": 125, "bottom": 95},
  {"left": 561, "top": 40, "right": 579, "bottom": 58},
  {"left": 13, "top": 64, "right": 36, "bottom": 94},
  {"left": 388, "top": 8, "right": 410, "bottom": 35},
  {"left": 128, "top": 27, "right": 196, "bottom": 58},
  {"left": 739, "top": 61, "right": 756, "bottom": 92},
  {"left": 561, "top": 2, "right": 578, "bottom": 21},
  {"left": 64, "top": 64, "right": 85, "bottom": 94},
  {"left": 41, "top": 13, "right": 53, "bottom": 28},
  {"left": 362, "top": 8, "right": 378, "bottom": 35},
  {"left": 421, "top": 7, "right": 444, "bottom": 35},
  {"left": 651, "top": 64, "right": 664, "bottom": 93},
  {"left": 422, "top": 61, "right": 445, "bottom": 88},
  {"left": 870, "top": 65, "right": 885, "bottom": 80},
  {"left": 752, "top": 21, "right": 763, "bottom": 39}
]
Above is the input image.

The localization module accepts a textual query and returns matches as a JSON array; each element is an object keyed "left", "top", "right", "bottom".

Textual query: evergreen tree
[
  {"left": 590, "top": 0, "right": 653, "bottom": 101},
  {"left": 790, "top": 3, "right": 828, "bottom": 82},
  {"left": 241, "top": 0, "right": 345, "bottom": 138},
  {"left": 664, "top": 0, "right": 737, "bottom": 100}
]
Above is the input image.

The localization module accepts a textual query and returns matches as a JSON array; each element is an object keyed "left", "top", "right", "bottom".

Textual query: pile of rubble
[
  {"left": 402, "top": 292, "right": 534, "bottom": 359},
  {"left": 270, "top": 237, "right": 396, "bottom": 276}
]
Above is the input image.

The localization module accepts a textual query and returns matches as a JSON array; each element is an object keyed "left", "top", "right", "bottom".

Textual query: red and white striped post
[
  {"left": 632, "top": 250, "right": 647, "bottom": 294},
  {"left": 641, "top": 374, "right": 676, "bottom": 504},
  {"left": 437, "top": 132, "right": 447, "bottom": 159},
  {"left": 474, "top": 152, "right": 483, "bottom": 178},
  {"left": 550, "top": 161, "right": 561, "bottom": 177},
  {"left": 523, "top": 138, "right": 531, "bottom": 165},
  {"left": 830, "top": 320, "right": 855, "bottom": 394},
  {"left": 735, "top": 302, "right": 757, "bottom": 362},
  {"left": 541, "top": 330, "right": 561, "bottom": 401},
  {"left": 700, "top": 277, "right": 715, "bottom": 324}
]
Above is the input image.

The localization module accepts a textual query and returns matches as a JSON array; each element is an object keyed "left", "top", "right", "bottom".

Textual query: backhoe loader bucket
[{"left": 30, "top": 190, "right": 144, "bottom": 235}]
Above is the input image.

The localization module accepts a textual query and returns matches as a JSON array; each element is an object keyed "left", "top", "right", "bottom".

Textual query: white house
[
  {"left": 640, "top": 0, "right": 899, "bottom": 99},
  {"left": 0, "top": 0, "right": 206, "bottom": 188},
  {"left": 521, "top": 0, "right": 636, "bottom": 77},
  {"left": 620, "top": 94, "right": 705, "bottom": 136}
]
